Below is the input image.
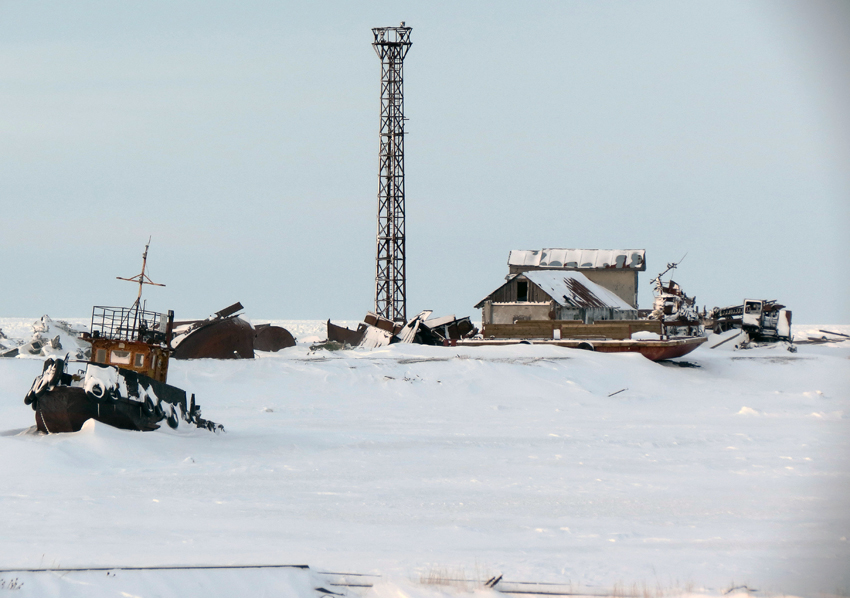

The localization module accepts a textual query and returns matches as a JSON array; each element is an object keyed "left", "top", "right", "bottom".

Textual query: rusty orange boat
[{"left": 23, "top": 242, "right": 222, "bottom": 434}]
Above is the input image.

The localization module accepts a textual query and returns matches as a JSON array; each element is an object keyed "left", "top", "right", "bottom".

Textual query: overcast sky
[{"left": 2, "top": 0, "right": 848, "bottom": 323}]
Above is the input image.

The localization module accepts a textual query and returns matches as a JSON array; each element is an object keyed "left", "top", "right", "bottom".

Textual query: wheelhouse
[{"left": 82, "top": 306, "right": 174, "bottom": 383}]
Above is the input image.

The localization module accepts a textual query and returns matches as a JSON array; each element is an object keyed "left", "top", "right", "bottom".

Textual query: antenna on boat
[
  {"left": 651, "top": 251, "right": 689, "bottom": 293},
  {"left": 117, "top": 237, "right": 165, "bottom": 310},
  {"left": 657, "top": 252, "right": 688, "bottom": 283}
]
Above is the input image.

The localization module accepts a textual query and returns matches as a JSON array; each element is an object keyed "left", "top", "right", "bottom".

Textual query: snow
[
  {"left": 0, "top": 315, "right": 90, "bottom": 358},
  {"left": 508, "top": 250, "right": 646, "bottom": 270},
  {"left": 630, "top": 331, "right": 661, "bottom": 340},
  {"left": 520, "top": 270, "right": 633, "bottom": 309},
  {"left": 0, "top": 318, "right": 848, "bottom": 598},
  {"left": 0, "top": 564, "right": 321, "bottom": 597}
]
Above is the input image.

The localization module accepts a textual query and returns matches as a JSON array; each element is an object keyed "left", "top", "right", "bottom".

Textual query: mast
[{"left": 116, "top": 238, "right": 166, "bottom": 333}]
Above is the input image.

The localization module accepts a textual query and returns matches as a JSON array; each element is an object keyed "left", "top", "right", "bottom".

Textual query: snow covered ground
[{"left": 0, "top": 318, "right": 848, "bottom": 598}]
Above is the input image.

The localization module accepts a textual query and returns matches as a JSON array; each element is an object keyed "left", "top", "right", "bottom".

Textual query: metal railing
[{"left": 90, "top": 306, "right": 167, "bottom": 343}]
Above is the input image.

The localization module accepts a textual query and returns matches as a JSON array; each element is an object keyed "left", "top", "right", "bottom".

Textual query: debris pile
[
  {"left": 795, "top": 329, "right": 849, "bottom": 345},
  {"left": 0, "top": 316, "right": 91, "bottom": 359},
  {"left": 326, "top": 311, "right": 478, "bottom": 349}
]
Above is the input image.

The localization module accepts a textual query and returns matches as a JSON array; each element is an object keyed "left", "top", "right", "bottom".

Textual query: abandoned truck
[{"left": 709, "top": 299, "right": 792, "bottom": 343}]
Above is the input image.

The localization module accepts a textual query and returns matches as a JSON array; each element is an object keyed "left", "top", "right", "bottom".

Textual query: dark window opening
[{"left": 517, "top": 280, "right": 528, "bottom": 302}]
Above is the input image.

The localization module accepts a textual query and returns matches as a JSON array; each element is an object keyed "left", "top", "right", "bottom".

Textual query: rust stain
[{"left": 563, "top": 278, "right": 607, "bottom": 308}]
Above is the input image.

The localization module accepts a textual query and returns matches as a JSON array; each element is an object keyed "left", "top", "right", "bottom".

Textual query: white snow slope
[{"left": 0, "top": 319, "right": 847, "bottom": 598}]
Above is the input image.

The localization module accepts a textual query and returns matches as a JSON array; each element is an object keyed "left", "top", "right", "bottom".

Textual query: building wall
[
  {"left": 485, "top": 302, "right": 552, "bottom": 325},
  {"left": 554, "top": 306, "right": 638, "bottom": 323},
  {"left": 582, "top": 270, "right": 638, "bottom": 308},
  {"left": 487, "top": 277, "right": 553, "bottom": 304},
  {"left": 481, "top": 302, "right": 638, "bottom": 325}
]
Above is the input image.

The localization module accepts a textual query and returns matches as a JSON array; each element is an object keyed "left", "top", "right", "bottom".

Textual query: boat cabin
[{"left": 82, "top": 306, "right": 174, "bottom": 383}]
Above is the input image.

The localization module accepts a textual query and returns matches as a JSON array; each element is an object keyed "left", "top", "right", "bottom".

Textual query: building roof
[
  {"left": 475, "top": 270, "right": 634, "bottom": 310},
  {"left": 508, "top": 249, "right": 646, "bottom": 271}
]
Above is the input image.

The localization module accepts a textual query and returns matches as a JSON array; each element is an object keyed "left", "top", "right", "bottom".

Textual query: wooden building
[
  {"left": 475, "top": 270, "right": 638, "bottom": 326},
  {"left": 508, "top": 248, "right": 645, "bottom": 308}
]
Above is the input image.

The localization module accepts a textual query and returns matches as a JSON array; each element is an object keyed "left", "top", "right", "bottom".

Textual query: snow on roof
[
  {"left": 509, "top": 249, "right": 646, "bottom": 271},
  {"left": 522, "top": 270, "right": 633, "bottom": 309}
]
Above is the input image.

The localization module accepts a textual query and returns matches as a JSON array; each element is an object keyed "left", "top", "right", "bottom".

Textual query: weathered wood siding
[{"left": 488, "top": 278, "right": 552, "bottom": 303}]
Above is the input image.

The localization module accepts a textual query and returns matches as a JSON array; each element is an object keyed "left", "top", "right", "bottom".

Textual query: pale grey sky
[{"left": 2, "top": 0, "right": 848, "bottom": 322}]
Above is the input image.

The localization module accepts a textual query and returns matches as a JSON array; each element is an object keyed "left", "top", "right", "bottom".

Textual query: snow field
[{"left": 0, "top": 320, "right": 848, "bottom": 598}]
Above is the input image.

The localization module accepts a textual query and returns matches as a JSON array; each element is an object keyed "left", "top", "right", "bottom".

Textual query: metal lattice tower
[{"left": 372, "top": 23, "right": 412, "bottom": 323}]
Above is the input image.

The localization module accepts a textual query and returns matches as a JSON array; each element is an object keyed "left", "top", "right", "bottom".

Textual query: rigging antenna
[
  {"left": 655, "top": 252, "right": 688, "bottom": 284},
  {"left": 116, "top": 237, "right": 165, "bottom": 310}
]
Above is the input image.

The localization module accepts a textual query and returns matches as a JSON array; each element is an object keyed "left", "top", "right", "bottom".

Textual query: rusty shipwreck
[{"left": 23, "top": 243, "right": 222, "bottom": 434}]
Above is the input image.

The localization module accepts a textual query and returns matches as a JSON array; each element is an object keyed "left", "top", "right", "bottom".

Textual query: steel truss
[{"left": 372, "top": 24, "right": 412, "bottom": 323}]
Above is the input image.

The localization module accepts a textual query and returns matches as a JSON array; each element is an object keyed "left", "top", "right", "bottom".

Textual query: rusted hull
[
  {"left": 172, "top": 317, "right": 255, "bottom": 360},
  {"left": 32, "top": 386, "right": 161, "bottom": 434},
  {"left": 253, "top": 324, "right": 296, "bottom": 352},
  {"left": 591, "top": 337, "right": 707, "bottom": 360},
  {"left": 457, "top": 336, "right": 707, "bottom": 361},
  {"left": 327, "top": 320, "right": 367, "bottom": 346},
  {"left": 25, "top": 361, "right": 223, "bottom": 434}
]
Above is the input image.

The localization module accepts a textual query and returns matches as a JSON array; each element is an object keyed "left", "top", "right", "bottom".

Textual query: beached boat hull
[
  {"left": 32, "top": 386, "right": 161, "bottom": 433},
  {"left": 457, "top": 336, "right": 707, "bottom": 361},
  {"left": 24, "top": 358, "right": 222, "bottom": 434}
]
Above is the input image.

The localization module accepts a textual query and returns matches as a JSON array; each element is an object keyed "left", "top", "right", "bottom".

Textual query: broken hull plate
[
  {"left": 253, "top": 325, "right": 296, "bottom": 352},
  {"left": 172, "top": 317, "right": 255, "bottom": 360}
]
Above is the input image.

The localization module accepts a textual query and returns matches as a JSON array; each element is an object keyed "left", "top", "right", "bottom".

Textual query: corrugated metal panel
[{"left": 509, "top": 249, "right": 645, "bottom": 270}]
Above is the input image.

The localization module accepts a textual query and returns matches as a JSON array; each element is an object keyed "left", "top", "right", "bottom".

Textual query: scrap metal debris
[
  {"left": 253, "top": 323, "right": 296, "bottom": 352},
  {"left": 326, "top": 320, "right": 367, "bottom": 347},
  {"left": 171, "top": 302, "right": 296, "bottom": 359},
  {"left": 794, "top": 329, "right": 848, "bottom": 345},
  {"left": 709, "top": 299, "right": 793, "bottom": 346},
  {"left": 171, "top": 303, "right": 254, "bottom": 359},
  {"left": 326, "top": 311, "right": 478, "bottom": 349},
  {"left": 422, "top": 314, "right": 478, "bottom": 344}
]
